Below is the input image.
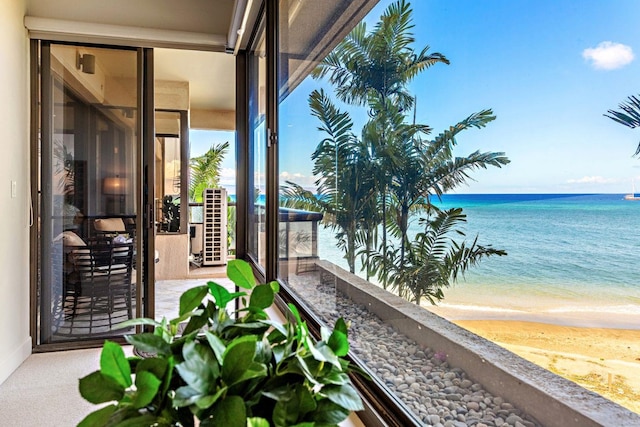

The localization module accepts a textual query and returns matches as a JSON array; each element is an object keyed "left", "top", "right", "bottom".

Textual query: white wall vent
[{"left": 202, "top": 188, "right": 228, "bottom": 266}]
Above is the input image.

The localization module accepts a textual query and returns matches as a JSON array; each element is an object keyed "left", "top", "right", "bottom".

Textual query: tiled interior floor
[
  {"left": 155, "top": 267, "right": 233, "bottom": 320},
  {"left": 0, "top": 268, "right": 233, "bottom": 426}
]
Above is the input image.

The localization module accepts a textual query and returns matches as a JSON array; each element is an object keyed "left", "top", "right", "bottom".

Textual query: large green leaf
[
  {"left": 310, "top": 342, "right": 340, "bottom": 369},
  {"left": 222, "top": 335, "right": 257, "bottom": 385},
  {"left": 327, "top": 323, "right": 349, "bottom": 357},
  {"left": 132, "top": 370, "right": 162, "bottom": 409},
  {"left": 194, "top": 387, "right": 227, "bottom": 409},
  {"left": 296, "top": 384, "right": 317, "bottom": 418},
  {"left": 204, "top": 331, "right": 226, "bottom": 365},
  {"left": 229, "top": 362, "right": 267, "bottom": 386},
  {"left": 179, "top": 285, "right": 208, "bottom": 316},
  {"left": 77, "top": 404, "right": 117, "bottom": 427},
  {"left": 284, "top": 355, "right": 320, "bottom": 387},
  {"left": 247, "top": 418, "right": 271, "bottom": 427},
  {"left": 227, "top": 259, "right": 256, "bottom": 289},
  {"left": 207, "top": 281, "right": 246, "bottom": 309},
  {"left": 332, "top": 317, "right": 348, "bottom": 336},
  {"left": 308, "top": 399, "right": 350, "bottom": 424},
  {"left": 265, "top": 383, "right": 317, "bottom": 426},
  {"left": 125, "top": 333, "right": 171, "bottom": 357},
  {"left": 99, "top": 340, "right": 132, "bottom": 388},
  {"left": 249, "top": 284, "right": 275, "bottom": 310},
  {"left": 135, "top": 358, "right": 168, "bottom": 383},
  {"left": 268, "top": 280, "right": 280, "bottom": 293},
  {"left": 78, "top": 371, "right": 125, "bottom": 404},
  {"left": 321, "top": 371, "right": 350, "bottom": 386},
  {"left": 169, "top": 309, "right": 204, "bottom": 327},
  {"left": 181, "top": 311, "right": 209, "bottom": 336},
  {"left": 176, "top": 341, "right": 218, "bottom": 394},
  {"left": 273, "top": 393, "right": 301, "bottom": 427},
  {"left": 322, "top": 384, "right": 364, "bottom": 412},
  {"left": 174, "top": 385, "right": 202, "bottom": 407},
  {"left": 200, "top": 396, "right": 246, "bottom": 427}
]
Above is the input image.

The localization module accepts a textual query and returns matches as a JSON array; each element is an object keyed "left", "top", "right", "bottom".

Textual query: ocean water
[{"left": 315, "top": 194, "right": 640, "bottom": 327}]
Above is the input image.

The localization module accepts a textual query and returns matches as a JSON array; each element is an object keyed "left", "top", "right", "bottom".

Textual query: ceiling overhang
[{"left": 24, "top": 16, "right": 228, "bottom": 52}]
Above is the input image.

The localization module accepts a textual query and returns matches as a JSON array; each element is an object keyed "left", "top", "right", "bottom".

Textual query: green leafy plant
[{"left": 78, "top": 259, "right": 364, "bottom": 427}]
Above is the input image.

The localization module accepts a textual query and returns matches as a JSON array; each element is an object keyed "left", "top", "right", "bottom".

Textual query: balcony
[{"left": 284, "top": 260, "right": 640, "bottom": 426}]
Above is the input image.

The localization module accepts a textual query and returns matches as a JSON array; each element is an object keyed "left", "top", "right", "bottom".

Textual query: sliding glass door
[{"left": 37, "top": 43, "right": 146, "bottom": 345}]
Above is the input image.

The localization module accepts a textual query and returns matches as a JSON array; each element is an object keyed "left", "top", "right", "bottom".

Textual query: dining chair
[{"left": 66, "top": 240, "right": 134, "bottom": 334}]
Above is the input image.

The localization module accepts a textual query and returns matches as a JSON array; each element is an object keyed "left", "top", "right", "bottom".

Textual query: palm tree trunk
[
  {"left": 381, "top": 187, "right": 388, "bottom": 289},
  {"left": 399, "top": 203, "right": 409, "bottom": 266},
  {"left": 365, "top": 226, "right": 372, "bottom": 281},
  {"left": 347, "top": 221, "right": 356, "bottom": 274}
]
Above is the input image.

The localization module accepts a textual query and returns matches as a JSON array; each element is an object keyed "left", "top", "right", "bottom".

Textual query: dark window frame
[{"left": 236, "top": 1, "right": 423, "bottom": 424}]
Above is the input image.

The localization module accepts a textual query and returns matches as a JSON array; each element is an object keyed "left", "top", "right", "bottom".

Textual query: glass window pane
[
  {"left": 276, "top": 0, "right": 640, "bottom": 423},
  {"left": 248, "top": 25, "right": 267, "bottom": 269},
  {"left": 155, "top": 111, "right": 183, "bottom": 233}
]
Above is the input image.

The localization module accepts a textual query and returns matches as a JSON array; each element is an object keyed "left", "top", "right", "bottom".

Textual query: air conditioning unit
[{"left": 202, "top": 188, "right": 228, "bottom": 266}]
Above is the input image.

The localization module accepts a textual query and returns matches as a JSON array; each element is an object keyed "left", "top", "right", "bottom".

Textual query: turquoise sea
[{"left": 315, "top": 194, "right": 640, "bottom": 328}]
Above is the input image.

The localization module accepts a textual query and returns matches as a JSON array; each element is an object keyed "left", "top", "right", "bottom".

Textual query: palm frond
[
  {"left": 189, "top": 141, "right": 229, "bottom": 202},
  {"left": 444, "top": 237, "right": 507, "bottom": 283},
  {"left": 605, "top": 94, "right": 640, "bottom": 156}
]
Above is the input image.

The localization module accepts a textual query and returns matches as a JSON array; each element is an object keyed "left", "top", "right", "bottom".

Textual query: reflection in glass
[
  {"left": 40, "top": 45, "right": 139, "bottom": 344},
  {"left": 155, "top": 111, "right": 183, "bottom": 233}
]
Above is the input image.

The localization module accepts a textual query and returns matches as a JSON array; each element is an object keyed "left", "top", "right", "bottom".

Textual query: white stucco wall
[{"left": 0, "top": 0, "right": 32, "bottom": 385}]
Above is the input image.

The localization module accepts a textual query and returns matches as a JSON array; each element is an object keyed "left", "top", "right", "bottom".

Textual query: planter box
[{"left": 315, "top": 260, "right": 640, "bottom": 427}]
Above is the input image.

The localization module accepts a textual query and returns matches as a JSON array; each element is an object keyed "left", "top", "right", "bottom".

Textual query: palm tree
[
  {"left": 371, "top": 104, "right": 509, "bottom": 271},
  {"left": 372, "top": 207, "right": 506, "bottom": 305},
  {"left": 313, "top": 0, "right": 450, "bottom": 284},
  {"left": 281, "top": 90, "right": 377, "bottom": 273},
  {"left": 312, "top": 0, "right": 449, "bottom": 113},
  {"left": 605, "top": 94, "right": 640, "bottom": 155},
  {"left": 189, "top": 141, "right": 229, "bottom": 202},
  {"left": 284, "top": 1, "right": 509, "bottom": 304}
]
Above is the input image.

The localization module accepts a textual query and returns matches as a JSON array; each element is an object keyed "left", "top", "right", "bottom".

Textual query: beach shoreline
[
  {"left": 425, "top": 313, "right": 640, "bottom": 414},
  {"left": 426, "top": 303, "right": 640, "bottom": 330}
]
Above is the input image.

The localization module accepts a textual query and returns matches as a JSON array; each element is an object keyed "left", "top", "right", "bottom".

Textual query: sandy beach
[{"left": 435, "top": 317, "right": 640, "bottom": 414}]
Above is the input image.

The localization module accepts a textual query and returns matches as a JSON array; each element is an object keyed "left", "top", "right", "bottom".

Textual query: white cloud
[
  {"left": 566, "top": 175, "right": 617, "bottom": 184},
  {"left": 280, "top": 171, "right": 317, "bottom": 189},
  {"left": 218, "top": 167, "right": 236, "bottom": 187},
  {"left": 220, "top": 167, "right": 236, "bottom": 179},
  {"left": 582, "top": 41, "right": 634, "bottom": 70}
]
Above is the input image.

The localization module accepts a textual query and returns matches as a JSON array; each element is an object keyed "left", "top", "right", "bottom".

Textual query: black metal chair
[{"left": 65, "top": 240, "right": 134, "bottom": 334}]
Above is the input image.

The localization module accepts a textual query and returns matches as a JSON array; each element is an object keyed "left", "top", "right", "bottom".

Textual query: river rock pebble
[{"left": 288, "top": 273, "right": 542, "bottom": 426}]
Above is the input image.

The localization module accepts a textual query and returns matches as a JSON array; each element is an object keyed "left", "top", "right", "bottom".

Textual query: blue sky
[
  {"left": 278, "top": 0, "right": 640, "bottom": 194},
  {"left": 190, "top": 129, "right": 236, "bottom": 192},
  {"left": 195, "top": 0, "right": 640, "bottom": 195}
]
